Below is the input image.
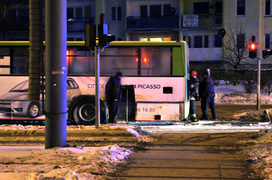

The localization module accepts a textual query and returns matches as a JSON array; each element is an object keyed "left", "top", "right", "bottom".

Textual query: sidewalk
[{"left": 116, "top": 132, "right": 262, "bottom": 179}]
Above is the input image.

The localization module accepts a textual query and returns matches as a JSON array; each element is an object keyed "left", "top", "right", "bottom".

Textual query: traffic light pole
[
  {"left": 257, "top": 58, "right": 261, "bottom": 110},
  {"left": 95, "top": 46, "right": 100, "bottom": 128}
]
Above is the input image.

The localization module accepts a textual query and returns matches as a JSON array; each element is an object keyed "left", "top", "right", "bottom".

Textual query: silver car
[{"left": 0, "top": 78, "right": 81, "bottom": 118}]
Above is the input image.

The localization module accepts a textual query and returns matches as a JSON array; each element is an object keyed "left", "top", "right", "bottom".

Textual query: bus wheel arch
[{"left": 68, "top": 95, "right": 108, "bottom": 125}]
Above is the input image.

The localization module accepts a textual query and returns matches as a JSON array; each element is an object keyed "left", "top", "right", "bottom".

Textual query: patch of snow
[{"left": 215, "top": 81, "right": 272, "bottom": 105}]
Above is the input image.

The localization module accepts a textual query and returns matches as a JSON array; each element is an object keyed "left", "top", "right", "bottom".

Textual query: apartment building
[
  {"left": 223, "top": 0, "right": 272, "bottom": 68},
  {"left": 1, "top": 0, "right": 272, "bottom": 69}
]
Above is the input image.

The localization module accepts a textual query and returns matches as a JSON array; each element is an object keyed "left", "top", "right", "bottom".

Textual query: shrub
[
  {"left": 261, "top": 73, "right": 272, "bottom": 95},
  {"left": 241, "top": 79, "right": 255, "bottom": 93}
]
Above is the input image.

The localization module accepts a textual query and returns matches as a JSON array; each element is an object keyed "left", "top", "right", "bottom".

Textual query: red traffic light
[{"left": 249, "top": 43, "right": 257, "bottom": 50}]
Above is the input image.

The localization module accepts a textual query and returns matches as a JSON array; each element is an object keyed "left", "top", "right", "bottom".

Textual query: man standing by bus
[
  {"left": 199, "top": 71, "right": 217, "bottom": 120},
  {"left": 105, "top": 72, "right": 122, "bottom": 123},
  {"left": 188, "top": 71, "right": 199, "bottom": 123}
]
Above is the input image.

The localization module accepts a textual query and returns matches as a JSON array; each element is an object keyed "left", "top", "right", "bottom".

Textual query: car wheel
[
  {"left": 72, "top": 100, "right": 108, "bottom": 125},
  {"left": 27, "top": 102, "right": 40, "bottom": 118}
]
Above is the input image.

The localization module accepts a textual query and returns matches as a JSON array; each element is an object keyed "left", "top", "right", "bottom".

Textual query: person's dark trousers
[
  {"left": 201, "top": 92, "right": 217, "bottom": 119},
  {"left": 190, "top": 100, "right": 197, "bottom": 121},
  {"left": 107, "top": 101, "right": 119, "bottom": 123}
]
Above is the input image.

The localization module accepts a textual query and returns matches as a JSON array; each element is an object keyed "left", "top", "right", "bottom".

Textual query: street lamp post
[{"left": 45, "top": 0, "right": 67, "bottom": 148}]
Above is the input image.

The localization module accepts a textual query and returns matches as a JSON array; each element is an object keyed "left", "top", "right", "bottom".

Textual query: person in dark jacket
[
  {"left": 188, "top": 70, "right": 199, "bottom": 122},
  {"left": 199, "top": 71, "right": 217, "bottom": 120},
  {"left": 105, "top": 72, "right": 122, "bottom": 123}
]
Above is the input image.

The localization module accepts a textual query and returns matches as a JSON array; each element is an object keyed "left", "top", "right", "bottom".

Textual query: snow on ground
[
  {"left": 0, "top": 145, "right": 131, "bottom": 180},
  {"left": 0, "top": 123, "right": 154, "bottom": 180},
  {"left": 214, "top": 81, "right": 272, "bottom": 104},
  {"left": 108, "top": 123, "right": 156, "bottom": 144}
]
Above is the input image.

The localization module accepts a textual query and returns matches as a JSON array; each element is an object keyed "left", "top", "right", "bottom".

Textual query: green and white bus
[{"left": 0, "top": 41, "right": 189, "bottom": 124}]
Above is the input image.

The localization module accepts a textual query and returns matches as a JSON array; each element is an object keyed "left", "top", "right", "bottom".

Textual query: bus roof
[{"left": 0, "top": 41, "right": 186, "bottom": 47}]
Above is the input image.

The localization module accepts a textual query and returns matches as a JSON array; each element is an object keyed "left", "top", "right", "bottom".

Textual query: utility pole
[
  {"left": 45, "top": 0, "right": 67, "bottom": 148},
  {"left": 257, "top": 0, "right": 264, "bottom": 111},
  {"left": 95, "top": 45, "right": 101, "bottom": 128}
]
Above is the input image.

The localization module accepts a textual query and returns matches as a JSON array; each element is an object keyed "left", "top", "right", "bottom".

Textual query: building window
[
  {"left": 85, "top": 6, "right": 92, "bottom": 18},
  {"left": 76, "top": 7, "right": 83, "bottom": 20},
  {"left": 111, "top": 7, "right": 121, "bottom": 21},
  {"left": 150, "top": 5, "right": 161, "bottom": 17},
  {"left": 237, "top": 0, "right": 245, "bottom": 16},
  {"left": 265, "top": 0, "right": 271, "bottom": 15},
  {"left": 194, "top": 36, "right": 203, "bottom": 48},
  {"left": 265, "top": 34, "right": 271, "bottom": 49},
  {"left": 215, "top": 1, "right": 223, "bottom": 25},
  {"left": 215, "top": 1, "right": 223, "bottom": 14},
  {"left": 163, "top": 4, "right": 171, "bottom": 16},
  {"left": 214, "top": 35, "right": 222, "bottom": 47},
  {"left": 140, "top": 37, "right": 171, "bottom": 41},
  {"left": 140, "top": 37, "right": 148, "bottom": 41},
  {"left": 236, "top": 33, "right": 245, "bottom": 49},
  {"left": 18, "top": 8, "right": 29, "bottom": 18},
  {"left": 67, "top": 8, "right": 74, "bottom": 19},
  {"left": 140, "top": 5, "right": 148, "bottom": 17},
  {"left": 204, "top": 36, "right": 209, "bottom": 48},
  {"left": 194, "top": 2, "right": 209, "bottom": 14},
  {"left": 150, "top": 37, "right": 163, "bottom": 41},
  {"left": 163, "top": 37, "right": 171, "bottom": 41}
]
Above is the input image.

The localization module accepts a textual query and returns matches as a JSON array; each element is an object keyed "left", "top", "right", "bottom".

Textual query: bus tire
[
  {"left": 27, "top": 102, "right": 40, "bottom": 118},
  {"left": 72, "top": 99, "right": 108, "bottom": 125}
]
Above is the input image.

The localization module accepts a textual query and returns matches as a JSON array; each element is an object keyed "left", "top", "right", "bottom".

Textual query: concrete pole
[
  {"left": 29, "top": 0, "right": 42, "bottom": 100},
  {"left": 45, "top": 0, "right": 67, "bottom": 148},
  {"left": 95, "top": 46, "right": 100, "bottom": 128}
]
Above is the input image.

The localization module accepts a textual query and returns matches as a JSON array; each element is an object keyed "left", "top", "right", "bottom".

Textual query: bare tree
[{"left": 222, "top": 20, "right": 251, "bottom": 69}]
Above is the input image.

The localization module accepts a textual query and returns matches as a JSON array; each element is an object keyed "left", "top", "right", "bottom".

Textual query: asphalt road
[{"left": 115, "top": 132, "right": 262, "bottom": 180}]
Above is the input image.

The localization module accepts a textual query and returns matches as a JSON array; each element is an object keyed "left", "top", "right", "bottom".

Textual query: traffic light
[
  {"left": 263, "top": 49, "right": 272, "bottom": 59},
  {"left": 249, "top": 36, "right": 257, "bottom": 59},
  {"left": 98, "top": 13, "right": 116, "bottom": 47},
  {"left": 85, "top": 24, "right": 96, "bottom": 49},
  {"left": 249, "top": 42, "right": 257, "bottom": 59}
]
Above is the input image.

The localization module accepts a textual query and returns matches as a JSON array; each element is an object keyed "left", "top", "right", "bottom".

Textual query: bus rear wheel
[{"left": 72, "top": 100, "right": 108, "bottom": 125}]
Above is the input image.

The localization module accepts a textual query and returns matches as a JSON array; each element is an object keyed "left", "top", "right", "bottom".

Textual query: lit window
[
  {"left": 163, "top": 37, "right": 171, "bottom": 41},
  {"left": 150, "top": 37, "right": 163, "bottom": 41},
  {"left": 140, "top": 38, "right": 148, "bottom": 41}
]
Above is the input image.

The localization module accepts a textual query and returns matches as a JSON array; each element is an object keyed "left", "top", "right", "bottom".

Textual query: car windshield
[{"left": 10, "top": 80, "right": 29, "bottom": 92}]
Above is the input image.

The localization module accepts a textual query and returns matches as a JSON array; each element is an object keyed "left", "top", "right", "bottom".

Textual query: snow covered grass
[{"left": 215, "top": 81, "right": 272, "bottom": 105}]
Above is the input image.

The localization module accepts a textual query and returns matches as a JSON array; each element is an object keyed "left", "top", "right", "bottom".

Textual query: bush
[
  {"left": 261, "top": 73, "right": 272, "bottom": 95},
  {"left": 241, "top": 79, "right": 255, "bottom": 93}
]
